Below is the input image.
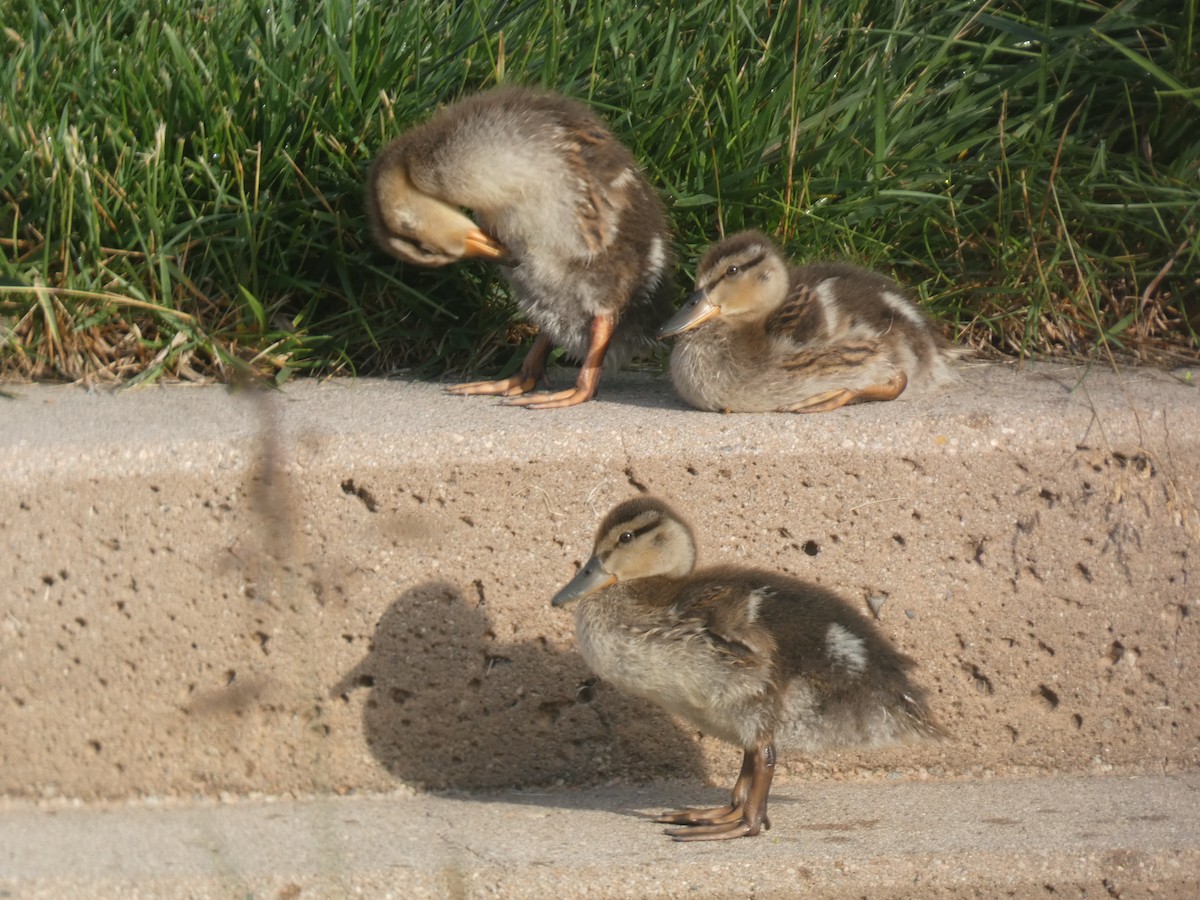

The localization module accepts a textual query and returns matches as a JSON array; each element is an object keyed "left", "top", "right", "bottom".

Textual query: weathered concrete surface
[
  {"left": 0, "top": 362, "right": 1197, "bottom": 808},
  {"left": 2, "top": 774, "right": 1198, "bottom": 898}
]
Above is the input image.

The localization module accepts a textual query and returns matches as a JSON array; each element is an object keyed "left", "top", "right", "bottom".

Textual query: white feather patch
[
  {"left": 813, "top": 279, "right": 841, "bottom": 336},
  {"left": 646, "top": 235, "right": 667, "bottom": 281},
  {"left": 609, "top": 167, "right": 637, "bottom": 191},
  {"left": 825, "top": 623, "right": 868, "bottom": 676},
  {"left": 880, "top": 290, "right": 928, "bottom": 329},
  {"left": 744, "top": 588, "right": 769, "bottom": 623}
]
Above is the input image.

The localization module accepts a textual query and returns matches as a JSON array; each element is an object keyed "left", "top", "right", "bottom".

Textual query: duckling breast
[
  {"left": 504, "top": 221, "right": 672, "bottom": 365},
  {"left": 667, "top": 326, "right": 744, "bottom": 412},
  {"left": 572, "top": 596, "right": 775, "bottom": 747}
]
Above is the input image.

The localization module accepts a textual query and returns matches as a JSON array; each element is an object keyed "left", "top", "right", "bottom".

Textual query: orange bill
[{"left": 463, "top": 227, "right": 510, "bottom": 261}]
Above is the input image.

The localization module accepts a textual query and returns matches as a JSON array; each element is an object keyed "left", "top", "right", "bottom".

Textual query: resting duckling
[
  {"left": 552, "top": 496, "right": 943, "bottom": 841},
  {"left": 367, "top": 86, "right": 673, "bottom": 409},
  {"left": 657, "top": 230, "right": 958, "bottom": 413}
]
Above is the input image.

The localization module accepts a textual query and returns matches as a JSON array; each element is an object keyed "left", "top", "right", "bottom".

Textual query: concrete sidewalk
[{"left": 3, "top": 774, "right": 1198, "bottom": 898}]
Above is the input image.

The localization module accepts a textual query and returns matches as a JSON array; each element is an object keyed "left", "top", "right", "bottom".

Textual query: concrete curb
[{"left": 1, "top": 362, "right": 1198, "bottom": 895}]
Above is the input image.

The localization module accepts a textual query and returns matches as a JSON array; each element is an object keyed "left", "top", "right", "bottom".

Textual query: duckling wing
[
  {"left": 766, "top": 262, "right": 927, "bottom": 349},
  {"left": 764, "top": 271, "right": 908, "bottom": 391},
  {"left": 561, "top": 124, "right": 637, "bottom": 257},
  {"left": 764, "top": 281, "right": 828, "bottom": 345},
  {"left": 777, "top": 341, "right": 890, "bottom": 380},
  {"left": 668, "top": 581, "right": 778, "bottom": 665}
]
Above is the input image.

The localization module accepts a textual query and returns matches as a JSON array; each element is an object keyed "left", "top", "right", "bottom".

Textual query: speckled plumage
[
  {"left": 368, "top": 87, "right": 674, "bottom": 407},
  {"left": 552, "top": 496, "right": 943, "bottom": 841},
  {"left": 658, "top": 230, "right": 960, "bottom": 413}
]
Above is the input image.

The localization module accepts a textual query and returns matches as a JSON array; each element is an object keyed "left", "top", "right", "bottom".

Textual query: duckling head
[
  {"left": 552, "top": 497, "right": 696, "bottom": 606},
  {"left": 657, "top": 230, "right": 788, "bottom": 338},
  {"left": 367, "top": 157, "right": 510, "bottom": 267}
]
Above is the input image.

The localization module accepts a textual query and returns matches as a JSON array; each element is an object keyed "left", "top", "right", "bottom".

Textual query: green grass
[{"left": 2, "top": 0, "right": 1197, "bottom": 384}]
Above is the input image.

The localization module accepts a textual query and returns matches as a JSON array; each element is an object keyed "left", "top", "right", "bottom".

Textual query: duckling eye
[
  {"left": 618, "top": 531, "right": 635, "bottom": 544},
  {"left": 726, "top": 265, "right": 741, "bottom": 277}
]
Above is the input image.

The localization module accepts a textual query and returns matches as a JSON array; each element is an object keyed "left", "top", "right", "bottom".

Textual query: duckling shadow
[
  {"left": 334, "top": 580, "right": 705, "bottom": 802},
  {"left": 590, "top": 372, "right": 688, "bottom": 412},
  {"left": 479, "top": 780, "right": 805, "bottom": 825}
]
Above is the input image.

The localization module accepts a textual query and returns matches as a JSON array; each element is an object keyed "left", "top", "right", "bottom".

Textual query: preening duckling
[
  {"left": 552, "top": 496, "right": 943, "bottom": 841},
  {"left": 657, "top": 230, "right": 959, "bottom": 413},
  {"left": 367, "top": 86, "right": 674, "bottom": 409}
]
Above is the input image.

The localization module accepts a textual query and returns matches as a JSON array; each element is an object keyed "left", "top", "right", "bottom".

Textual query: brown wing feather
[
  {"left": 563, "top": 124, "right": 631, "bottom": 255},
  {"left": 780, "top": 340, "right": 884, "bottom": 373},
  {"left": 669, "top": 582, "right": 778, "bottom": 663},
  {"left": 763, "top": 282, "right": 824, "bottom": 342}
]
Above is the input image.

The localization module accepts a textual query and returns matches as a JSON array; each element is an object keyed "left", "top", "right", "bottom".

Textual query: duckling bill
[
  {"left": 658, "top": 230, "right": 960, "bottom": 413},
  {"left": 553, "top": 496, "right": 943, "bottom": 841},
  {"left": 367, "top": 86, "right": 674, "bottom": 409}
]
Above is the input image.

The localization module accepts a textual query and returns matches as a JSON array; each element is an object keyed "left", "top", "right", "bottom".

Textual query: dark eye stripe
[
  {"left": 712, "top": 252, "right": 766, "bottom": 288},
  {"left": 615, "top": 519, "right": 660, "bottom": 545},
  {"left": 631, "top": 520, "right": 659, "bottom": 539}
]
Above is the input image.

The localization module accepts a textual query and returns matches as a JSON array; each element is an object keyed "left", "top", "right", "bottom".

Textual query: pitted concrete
[{"left": 1, "top": 362, "right": 1198, "bottom": 895}]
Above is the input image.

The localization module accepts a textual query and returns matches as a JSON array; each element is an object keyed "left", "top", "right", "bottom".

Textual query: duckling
[
  {"left": 656, "top": 230, "right": 959, "bottom": 413},
  {"left": 367, "top": 86, "right": 673, "bottom": 409},
  {"left": 552, "top": 496, "right": 943, "bottom": 841}
]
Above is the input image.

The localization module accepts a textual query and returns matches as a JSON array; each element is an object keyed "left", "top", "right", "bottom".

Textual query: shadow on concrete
[
  {"left": 446, "top": 369, "right": 687, "bottom": 412},
  {"left": 334, "top": 580, "right": 705, "bottom": 798},
  {"left": 590, "top": 373, "right": 687, "bottom": 413}
]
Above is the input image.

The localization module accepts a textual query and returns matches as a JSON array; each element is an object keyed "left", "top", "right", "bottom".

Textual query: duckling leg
[
  {"left": 654, "top": 747, "right": 756, "bottom": 826},
  {"left": 780, "top": 371, "right": 908, "bottom": 413},
  {"left": 502, "top": 313, "right": 614, "bottom": 410},
  {"left": 445, "top": 333, "right": 553, "bottom": 398},
  {"left": 659, "top": 745, "right": 775, "bottom": 841}
]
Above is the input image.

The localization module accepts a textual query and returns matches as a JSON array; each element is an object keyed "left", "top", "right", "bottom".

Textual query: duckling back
[
  {"left": 749, "top": 572, "right": 944, "bottom": 751},
  {"left": 779, "top": 261, "right": 960, "bottom": 394}
]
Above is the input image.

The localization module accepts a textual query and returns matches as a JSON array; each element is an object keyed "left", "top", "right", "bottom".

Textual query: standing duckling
[
  {"left": 552, "top": 496, "right": 943, "bottom": 841},
  {"left": 657, "top": 230, "right": 958, "bottom": 413},
  {"left": 367, "top": 86, "right": 673, "bottom": 409}
]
